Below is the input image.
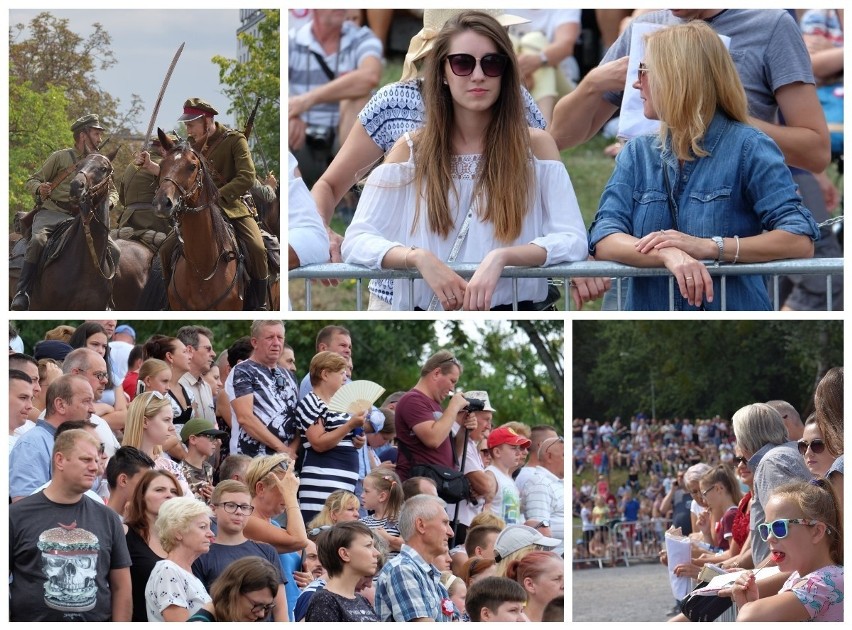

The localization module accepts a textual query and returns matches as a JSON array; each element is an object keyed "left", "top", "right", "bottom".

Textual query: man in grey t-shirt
[{"left": 10, "top": 429, "right": 131, "bottom": 621}]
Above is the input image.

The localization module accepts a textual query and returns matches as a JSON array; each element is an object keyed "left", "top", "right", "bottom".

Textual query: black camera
[
  {"left": 463, "top": 397, "right": 485, "bottom": 412},
  {"left": 305, "top": 125, "right": 335, "bottom": 150}
]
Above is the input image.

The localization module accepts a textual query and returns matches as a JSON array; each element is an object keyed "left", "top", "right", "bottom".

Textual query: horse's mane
[{"left": 168, "top": 141, "right": 233, "bottom": 252}]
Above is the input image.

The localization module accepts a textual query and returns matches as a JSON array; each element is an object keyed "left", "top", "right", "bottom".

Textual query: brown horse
[
  {"left": 112, "top": 238, "right": 153, "bottom": 310},
  {"left": 152, "top": 128, "right": 243, "bottom": 310},
  {"left": 28, "top": 151, "right": 118, "bottom": 310}
]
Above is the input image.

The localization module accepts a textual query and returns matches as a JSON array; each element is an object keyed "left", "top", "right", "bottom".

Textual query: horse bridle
[
  {"left": 76, "top": 154, "right": 117, "bottom": 280},
  {"left": 160, "top": 146, "right": 242, "bottom": 300},
  {"left": 160, "top": 148, "right": 207, "bottom": 214}
]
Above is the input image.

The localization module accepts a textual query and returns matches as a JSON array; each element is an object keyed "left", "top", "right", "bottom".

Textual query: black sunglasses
[
  {"left": 446, "top": 53, "right": 509, "bottom": 78},
  {"left": 733, "top": 456, "right": 747, "bottom": 466},
  {"left": 797, "top": 438, "right": 827, "bottom": 456}
]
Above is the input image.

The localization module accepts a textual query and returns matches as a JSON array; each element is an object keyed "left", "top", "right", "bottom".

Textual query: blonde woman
[
  {"left": 343, "top": 11, "right": 587, "bottom": 311},
  {"left": 590, "top": 21, "right": 819, "bottom": 310},
  {"left": 122, "top": 390, "right": 190, "bottom": 495}
]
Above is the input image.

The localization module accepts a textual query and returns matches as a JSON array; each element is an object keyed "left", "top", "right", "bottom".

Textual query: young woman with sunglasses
[
  {"left": 589, "top": 21, "right": 819, "bottom": 310},
  {"left": 144, "top": 335, "right": 196, "bottom": 460},
  {"left": 800, "top": 417, "right": 837, "bottom": 479},
  {"left": 814, "top": 367, "right": 843, "bottom": 510},
  {"left": 342, "top": 11, "right": 588, "bottom": 311},
  {"left": 733, "top": 478, "right": 843, "bottom": 621}
]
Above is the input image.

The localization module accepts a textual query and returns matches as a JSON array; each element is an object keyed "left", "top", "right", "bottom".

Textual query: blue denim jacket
[{"left": 589, "top": 112, "right": 820, "bottom": 310}]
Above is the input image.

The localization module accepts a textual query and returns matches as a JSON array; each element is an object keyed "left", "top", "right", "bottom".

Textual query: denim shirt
[{"left": 589, "top": 111, "right": 820, "bottom": 310}]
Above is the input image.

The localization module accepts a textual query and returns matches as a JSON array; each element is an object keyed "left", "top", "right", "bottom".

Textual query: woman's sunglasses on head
[{"left": 446, "top": 53, "right": 509, "bottom": 78}]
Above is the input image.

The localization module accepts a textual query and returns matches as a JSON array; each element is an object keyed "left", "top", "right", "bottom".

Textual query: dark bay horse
[
  {"left": 29, "top": 151, "right": 118, "bottom": 310},
  {"left": 152, "top": 128, "right": 243, "bottom": 310}
]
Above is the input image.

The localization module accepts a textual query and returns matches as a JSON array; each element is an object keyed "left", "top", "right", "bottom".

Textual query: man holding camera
[
  {"left": 394, "top": 350, "right": 477, "bottom": 482},
  {"left": 288, "top": 9, "right": 383, "bottom": 188}
]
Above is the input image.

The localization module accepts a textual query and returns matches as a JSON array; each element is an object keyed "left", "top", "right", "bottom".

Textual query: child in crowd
[
  {"left": 441, "top": 572, "right": 469, "bottom": 621},
  {"left": 733, "top": 479, "right": 843, "bottom": 621},
  {"left": 179, "top": 418, "right": 226, "bottom": 502},
  {"left": 359, "top": 469, "right": 403, "bottom": 553},
  {"left": 307, "top": 490, "right": 362, "bottom": 529},
  {"left": 697, "top": 465, "right": 742, "bottom": 552},
  {"left": 465, "top": 576, "right": 528, "bottom": 622}
]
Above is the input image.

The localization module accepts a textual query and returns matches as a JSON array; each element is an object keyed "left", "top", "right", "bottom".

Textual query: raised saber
[
  {"left": 236, "top": 86, "right": 271, "bottom": 177},
  {"left": 143, "top": 42, "right": 185, "bottom": 150}
]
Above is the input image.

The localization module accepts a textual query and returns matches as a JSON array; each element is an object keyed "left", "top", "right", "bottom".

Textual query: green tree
[
  {"left": 8, "top": 82, "right": 71, "bottom": 217},
  {"left": 9, "top": 12, "right": 143, "bottom": 216},
  {"left": 212, "top": 9, "right": 280, "bottom": 176}
]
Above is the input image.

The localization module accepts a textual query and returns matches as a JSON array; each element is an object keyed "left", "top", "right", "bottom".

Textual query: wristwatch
[
  {"left": 539, "top": 51, "right": 549, "bottom": 67},
  {"left": 534, "top": 520, "right": 550, "bottom": 529},
  {"left": 711, "top": 236, "right": 724, "bottom": 263}
]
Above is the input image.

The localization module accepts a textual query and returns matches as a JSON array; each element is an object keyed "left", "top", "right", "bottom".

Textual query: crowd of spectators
[
  {"left": 572, "top": 366, "right": 843, "bottom": 621},
  {"left": 8, "top": 320, "right": 563, "bottom": 622}
]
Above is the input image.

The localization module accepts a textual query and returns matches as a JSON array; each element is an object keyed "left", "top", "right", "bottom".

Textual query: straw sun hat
[{"left": 400, "top": 9, "right": 528, "bottom": 81}]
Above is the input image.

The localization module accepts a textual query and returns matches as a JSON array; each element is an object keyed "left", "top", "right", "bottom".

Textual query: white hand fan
[{"left": 328, "top": 380, "right": 386, "bottom": 415}]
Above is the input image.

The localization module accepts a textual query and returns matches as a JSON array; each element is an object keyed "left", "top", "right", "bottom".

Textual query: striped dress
[
  {"left": 361, "top": 513, "right": 401, "bottom": 558},
  {"left": 296, "top": 392, "right": 359, "bottom": 522}
]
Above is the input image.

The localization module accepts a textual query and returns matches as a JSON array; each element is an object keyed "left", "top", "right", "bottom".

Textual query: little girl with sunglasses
[
  {"left": 343, "top": 10, "right": 588, "bottom": 311},
  {"left": 733, "top": 478, "right": 843, "bottom": 621}
]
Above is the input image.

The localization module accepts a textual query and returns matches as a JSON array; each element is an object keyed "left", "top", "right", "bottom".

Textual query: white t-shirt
[
  {"left": 514, "top": 465, "right": 539, "bottom": 495},
  {"left": 486, "top": 465, "right": 522, "bottom": 525},
  {"left": 446, "top": 432, "right": 486, "bottom": 527}
]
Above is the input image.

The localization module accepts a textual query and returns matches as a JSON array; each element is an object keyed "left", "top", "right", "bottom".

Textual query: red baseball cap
[{"left": 487, "top": 426, "right": 531, "bottom": 449}]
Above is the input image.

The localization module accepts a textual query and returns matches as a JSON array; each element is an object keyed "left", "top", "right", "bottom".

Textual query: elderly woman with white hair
[
  {"left": 145, "top": 496, "right": 214, "bottom": 621},
  {"left": 732, "top": 402, "right": 811, "bottom": 567}
]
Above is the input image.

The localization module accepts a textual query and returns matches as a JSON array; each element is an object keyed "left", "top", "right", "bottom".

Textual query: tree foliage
[
  {"left": 9, "top": 12, "right": 143, "bottom": 216},
  {"left": 573, "top": 320, "right": 842, "bottom": 421},
  {"left": 212, "top": 9, "right": 280, "bottom": 176}
]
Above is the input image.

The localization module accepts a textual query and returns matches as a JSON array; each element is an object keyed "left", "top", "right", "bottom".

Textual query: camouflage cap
[
  {"left": 178, "top": 97, "right": 219, "bottom": 122},
  {"left": 71, "top": 114, "right": 105, "bottom": 133}
]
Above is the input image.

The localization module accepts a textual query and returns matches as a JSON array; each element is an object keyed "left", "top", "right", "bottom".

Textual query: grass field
[{"left": 290, "top": 57, "right": 618, "bottom": 311}]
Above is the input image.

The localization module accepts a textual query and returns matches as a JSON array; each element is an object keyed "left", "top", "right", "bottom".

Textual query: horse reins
[{"left": 77, "top": 155, "right": 117, "bottom": 280}]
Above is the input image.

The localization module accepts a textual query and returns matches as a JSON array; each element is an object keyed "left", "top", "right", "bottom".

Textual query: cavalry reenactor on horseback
[
  {"left": 118, "top": 134, "right": 176, "bottom": 236},
  {"left": 137, "top": 97, "right": 270, "bottom": 310},
  {"left": 12, "top": 114, "right": 118, "bottom": 311}
]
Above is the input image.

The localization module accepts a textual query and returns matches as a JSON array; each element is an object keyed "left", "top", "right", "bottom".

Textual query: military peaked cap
[{"left": 178, "top": 98, "right": 219, "bottom": 122}]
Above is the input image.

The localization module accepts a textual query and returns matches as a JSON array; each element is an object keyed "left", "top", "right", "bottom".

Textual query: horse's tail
[{"left": 136, "top": 257, "right": 169, "bottom": 310}]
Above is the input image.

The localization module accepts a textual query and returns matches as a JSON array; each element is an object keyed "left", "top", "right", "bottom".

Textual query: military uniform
[
  {"left": 159, "top": 99, "right": 268, "bottom": 308},
  {"left": 12, "top": 114, "right": 117, "bottom": 310},
  {"left": 117, "top": 153, "right": 172, "bottom": 234}
]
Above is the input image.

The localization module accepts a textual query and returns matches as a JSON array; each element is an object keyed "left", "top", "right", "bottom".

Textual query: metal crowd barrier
[
  {"left": 572, "top": 518, "right": 673, "bottom": 569},
  {"left": 289, "top": 259, "right": 843, "bottom": 311}
]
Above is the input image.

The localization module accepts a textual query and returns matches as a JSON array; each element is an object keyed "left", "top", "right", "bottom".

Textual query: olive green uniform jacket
[{"left": 26, "top": 147, "right": 118, "bottom": 214}]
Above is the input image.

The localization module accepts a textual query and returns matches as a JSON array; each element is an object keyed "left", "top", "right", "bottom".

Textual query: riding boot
[
  {"left": 10, "top": 261, "right": 38, "bottom": 311},
  {"left": 248, "top": 277, "right": 268, "bottom": 310}
]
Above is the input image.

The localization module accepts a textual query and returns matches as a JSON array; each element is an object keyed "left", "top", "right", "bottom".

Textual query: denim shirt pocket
[
  {"left": 686, "top": 186, "right": 733, "bottom": 237},
  {"left": 631, "top": 189, "right": 669, "bottom": 237}
]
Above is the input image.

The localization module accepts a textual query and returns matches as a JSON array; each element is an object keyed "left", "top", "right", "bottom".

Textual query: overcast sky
[{"left": 9, "top": 9, "right": 246, "bottom": 133}]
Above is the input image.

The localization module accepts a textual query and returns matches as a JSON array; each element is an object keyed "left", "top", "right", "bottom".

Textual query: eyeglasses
[
  {"left": 637, "top": 62, "right": 651, "bottom": 82},
  {"left": 146, "top": 390, "right": 165, "bottom": 400},
  {"left": 91, "top": 371, "right": 109, "bottom": 381},
  {"left": 446, "top": 53, "right": 509, "bottom": 78},
  {"left": 98, "top": 442, "right": 106, "bottom": 455},
  {"left": 214, "top": 501, "right": 255, "bottom": 515},
  {"left": 244, "top": 594, "right": 276, "bottom": 616},
  {"left": 797, "top": 439, "right": 827, "bottom": 456},
  {"left": 440, "top": 356, "right": 462, "bottom": 368},
  {"left": 733, "top": 456, "right": 748, "bottom": 466},
  {"left": 757, "top": 518, "right": 821, "bottom": 542},
  {"left": 539, "top": 436, "right": 564, "bottom": 459},
  {"left": 263, "top": 458, "right": 289, "bottom": 479},
  {"left": 700, "top": 485, "right": 717, "bottom": 499}
]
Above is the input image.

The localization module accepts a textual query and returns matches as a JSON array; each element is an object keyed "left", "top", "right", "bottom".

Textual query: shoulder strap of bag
[
  {"left": 311, "top": 51, "right": 336, "bottom": 82},
  {"left": 426, "top": 197, "right": 479, "bottom": 311}
]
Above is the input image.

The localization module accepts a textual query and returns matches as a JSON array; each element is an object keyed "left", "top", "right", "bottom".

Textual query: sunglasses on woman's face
[
  {"left": 446, "top": 53, "right": 509, "bottom": 78},
  {"left": 797, "top": 438, "right": 827, "bottom": 456},
  {"left": 757, "top": 518, "right": 820, "bottom": 541},
  {"left": 733, "top": 456, "right": 748, "bottom": 466}
]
